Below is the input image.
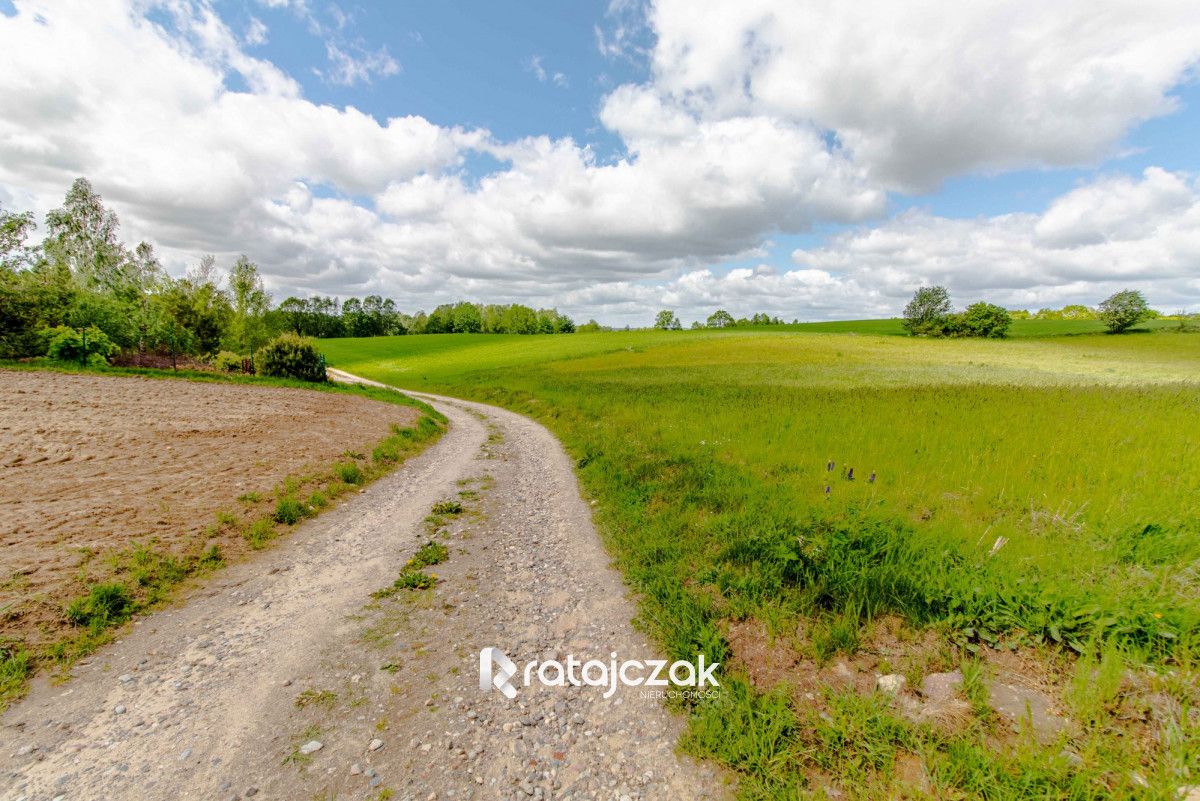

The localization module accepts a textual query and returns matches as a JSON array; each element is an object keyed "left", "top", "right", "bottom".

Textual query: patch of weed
[
  {"left": 334, "top": 461, "right": 363, "bottom": 485},
  {"left": 245, "top": 518, "right": 276, "bottom": 549},
  {"left": 431, "top": 499, "right": 463, "bottom": 516},
  {"left": 410, "top": 541, "right": 449, "bottom": 568},
  {"left": 273, "top": 496, "right": 307, "bottom": 525},
  {"left": 65, "top": 583, "right": 133, "bottom": 634},
  {"left": 294, "top": 688, "right": 338, "bottom": 709}
]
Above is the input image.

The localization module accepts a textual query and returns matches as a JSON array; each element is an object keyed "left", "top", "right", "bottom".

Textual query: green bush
[
  {"left": 256, "top": 333, "right": 326, "bottom": 382},
  {"left": 44, "top": 325, "right": 117, "bottom": 366},
  {"left": 951, "top": 302, "right": 1012, "bottom": 338},
  {"left": 212, "top": 350, "right": 243, "bottom": 372},
  {"left": 65, "top": 582, "right": 133, "bottom": 633}
]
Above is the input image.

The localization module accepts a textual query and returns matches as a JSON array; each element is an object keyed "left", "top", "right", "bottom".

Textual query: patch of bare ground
[
  {"left": 724, "top": 615, "right": 955, "bottom": 714},
  {"left": 0, "top": 368, "right": 417, "bottom": 648}
]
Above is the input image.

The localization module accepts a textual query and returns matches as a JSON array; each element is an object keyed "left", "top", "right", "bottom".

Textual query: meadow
[
  {"left": 322, "top": 325, "right": 1200, "bottom": 799},
  {"left": 778, "top": 316, "right": 1183, "bottom": 337}
]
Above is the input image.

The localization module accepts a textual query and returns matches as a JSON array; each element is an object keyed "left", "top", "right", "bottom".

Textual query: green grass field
[
  {"left": 778, "top": 317, "right": 1182, "bottom": 337},
  {"left": 322, "top": 327, "right": 1200, "bottom": 799}
]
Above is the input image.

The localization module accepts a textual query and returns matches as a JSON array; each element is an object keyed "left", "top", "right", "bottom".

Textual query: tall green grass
[{"left": 322, "top": 328, "right": 1200, "bottom": 798}]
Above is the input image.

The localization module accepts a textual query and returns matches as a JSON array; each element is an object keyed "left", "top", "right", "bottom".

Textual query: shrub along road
[{"left": 0, "top": 376, "right": 721, "bottom": 800}]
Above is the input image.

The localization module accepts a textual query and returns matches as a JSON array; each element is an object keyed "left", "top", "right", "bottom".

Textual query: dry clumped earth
[
  {"left": 0, "top": 369, "right": 416, "bottom": 648},
  {"left": 1, "top": 377, "right": 724, "bottom": 800}
]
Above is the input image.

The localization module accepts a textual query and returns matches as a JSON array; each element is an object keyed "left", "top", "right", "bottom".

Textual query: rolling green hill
[{"left": 322, "top": 328, "right": 1200, "bottom": 799}]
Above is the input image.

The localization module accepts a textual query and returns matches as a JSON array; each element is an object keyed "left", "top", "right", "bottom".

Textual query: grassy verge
[
  {"left": 0, "top": 362, "right": 446, "bottom": 711},
  {"left": 321, "top": 329, "right": 1200, "bottom": 799}
]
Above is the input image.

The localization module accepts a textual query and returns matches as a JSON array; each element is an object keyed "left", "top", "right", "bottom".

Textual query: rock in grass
[
  {"left": 876, "top": 674, "right": 907, "bottom": 696},
  {"left": 920, "top": 670, "right": 962, "bottom": 700},
  {"left": 298, "top": 740, "right": 323, "bottom": 755}
]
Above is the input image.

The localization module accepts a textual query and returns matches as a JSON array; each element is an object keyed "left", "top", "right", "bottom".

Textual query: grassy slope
[{"left": 321, "top": 329, "right": 1200, "bottom": 799}]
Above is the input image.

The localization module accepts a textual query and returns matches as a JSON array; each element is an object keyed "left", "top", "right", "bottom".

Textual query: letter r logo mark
[{"left": 479, "top": 647, "right": 518, "bottom": 699}]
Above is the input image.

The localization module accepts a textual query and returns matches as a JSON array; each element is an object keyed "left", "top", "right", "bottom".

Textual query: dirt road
[{"left": 1, "top": 376, "right": 723, "bottom": 801}]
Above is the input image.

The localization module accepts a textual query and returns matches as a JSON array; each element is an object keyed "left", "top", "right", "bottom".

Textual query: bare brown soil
[{"left": 0, "top": 368, "right": 416, "bottom": 647}]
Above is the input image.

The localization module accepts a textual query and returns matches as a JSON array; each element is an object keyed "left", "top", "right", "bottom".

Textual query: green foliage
[
  {"left": 0, "top": 261, "right": 76, "bottom": 358},
  {"left": 335, "top": 461, "right": 363, "bottom": 485},
  {"left": 245, "top": 518, "right": 276, "bottom": 549},
  {"left": 417, "top": 301, "right": 575, "bottom": 335},
  {"left": 431, "top": 499, "right": 463, "bottom": 515},
  {"left": 953, "top": 301, "right": 1012, "bottom": 338},
  {"left": 374, "top": 567, "right": 438, "bottom": 596},
  {"left": 256, "top": 332, "right": 327, "bottom": 382},
  {"left": 1099, "top": 289, "right": 1151, "bottom": 333},
  {"left": 654, "top": 309, "right": 682, "bottom": 330},
  {"left": 410, "top": 540, "right": 449, "bottom": 568},
  {"left": 902, "top": 290, "right": 1012, "bottom": 338},
  {"left": 683, "top": 680, "right": 798, "bottom": 780},
  {"left": 227, "top": 255, "right": 271, "bottom": 354},
  {"left": 273, "top": 496, "right": 307, "bottom": 525},
  {"left": 213, "top": 350, "right": 243, "bottom": 372},
  {"left": 393, "top": 568, "right": 437, "bottom": 590},
  {"left": 43, "top": 178, "right": 127, "bottom": 292},
  {"left": 0, "top": 641, "right": 33, "bottom": 709},
  {"left": 0, "top": 202, "right": 38, "bottom": 272},
  {"left": 706, "top": 309, "right": 735, "bottom": 328},
  {"left": 159, "top": 259, "right": 233, "bottom": 355},
  {"left": 44, "top": 324, "right": 117, "bottom": 365},
  {"left": 65, "top": 583, "right": 133, "bottom": 634},
  {"left": 295, "top": 688, "right": 338, "bottom": 709},
  {"left": 1034, "top": 303, "right": 1098, "bottom": 320},
  {"left": 901, "top": 285, "right": 953, "bottom": 335}
]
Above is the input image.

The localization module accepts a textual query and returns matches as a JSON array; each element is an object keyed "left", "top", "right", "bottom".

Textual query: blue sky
[
  {"left": 218, "top": 0, "right": 1200, "bottom": 218},
  {"left": 215, "top": 1, "right": 643, "bottom": 153},
  {"left": 1, "top": 0, "right": 1198, "bottom": 323}
]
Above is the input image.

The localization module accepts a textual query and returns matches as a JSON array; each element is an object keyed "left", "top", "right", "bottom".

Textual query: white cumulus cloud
[{"left": 0, "top": 0, "right": 1198, "bottom": 326}]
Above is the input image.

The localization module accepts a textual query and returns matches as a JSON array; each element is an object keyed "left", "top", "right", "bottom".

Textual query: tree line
[
  {"left": 653, "top": 309, "right": 788, "bottom": 330},
  {"left": 277, "top": 297, "right": 576, "bottom": 337},
  {"left": 901, "top": 286, "right": 1164, "bottom": 337},
  {"left": 0, "top": 178, "right": 576, "bottom": 364}
]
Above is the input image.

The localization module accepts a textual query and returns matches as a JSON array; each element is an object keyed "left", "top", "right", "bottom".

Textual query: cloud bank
[{"left": 1, "top": 0, "right": 1198, "bottom": 324}]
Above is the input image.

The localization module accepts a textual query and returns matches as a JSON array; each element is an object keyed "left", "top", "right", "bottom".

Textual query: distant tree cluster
[
  {"left": 901, "top": 287, "right": 1012, "bottom": 338},
  {"left": 0, "top": 177, "right": 577, "bottom": 370},
  {"left": 1010, "top": 300, "right": 1170, "bottom": 325},
  {"left": 903, "top": 286, "right": 1160, "bottom": 337},
  {"left": 275, "top": 295, "right": 402, "bottom": 338},
  {"left": 272, "top": 297, "right": 576, "bottom": 338},
  {"left": 653, "top": 309, "right": 786, "bottom": 330},
  {"left": 420, "top": 302, "right": 575, "bottom": 334}
]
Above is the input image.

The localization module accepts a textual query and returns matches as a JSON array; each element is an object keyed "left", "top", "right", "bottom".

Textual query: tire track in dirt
[{"left": 1, "top": 373, "right": 723, "bottom": 801}]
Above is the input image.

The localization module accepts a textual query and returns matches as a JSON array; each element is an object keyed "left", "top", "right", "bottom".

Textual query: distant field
[
  {"left": 777, "top": 317, "right": 1181, "bottom": 337},
  {"left": 322, "top": 328, "right": 1200, "bottom": 799}
]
